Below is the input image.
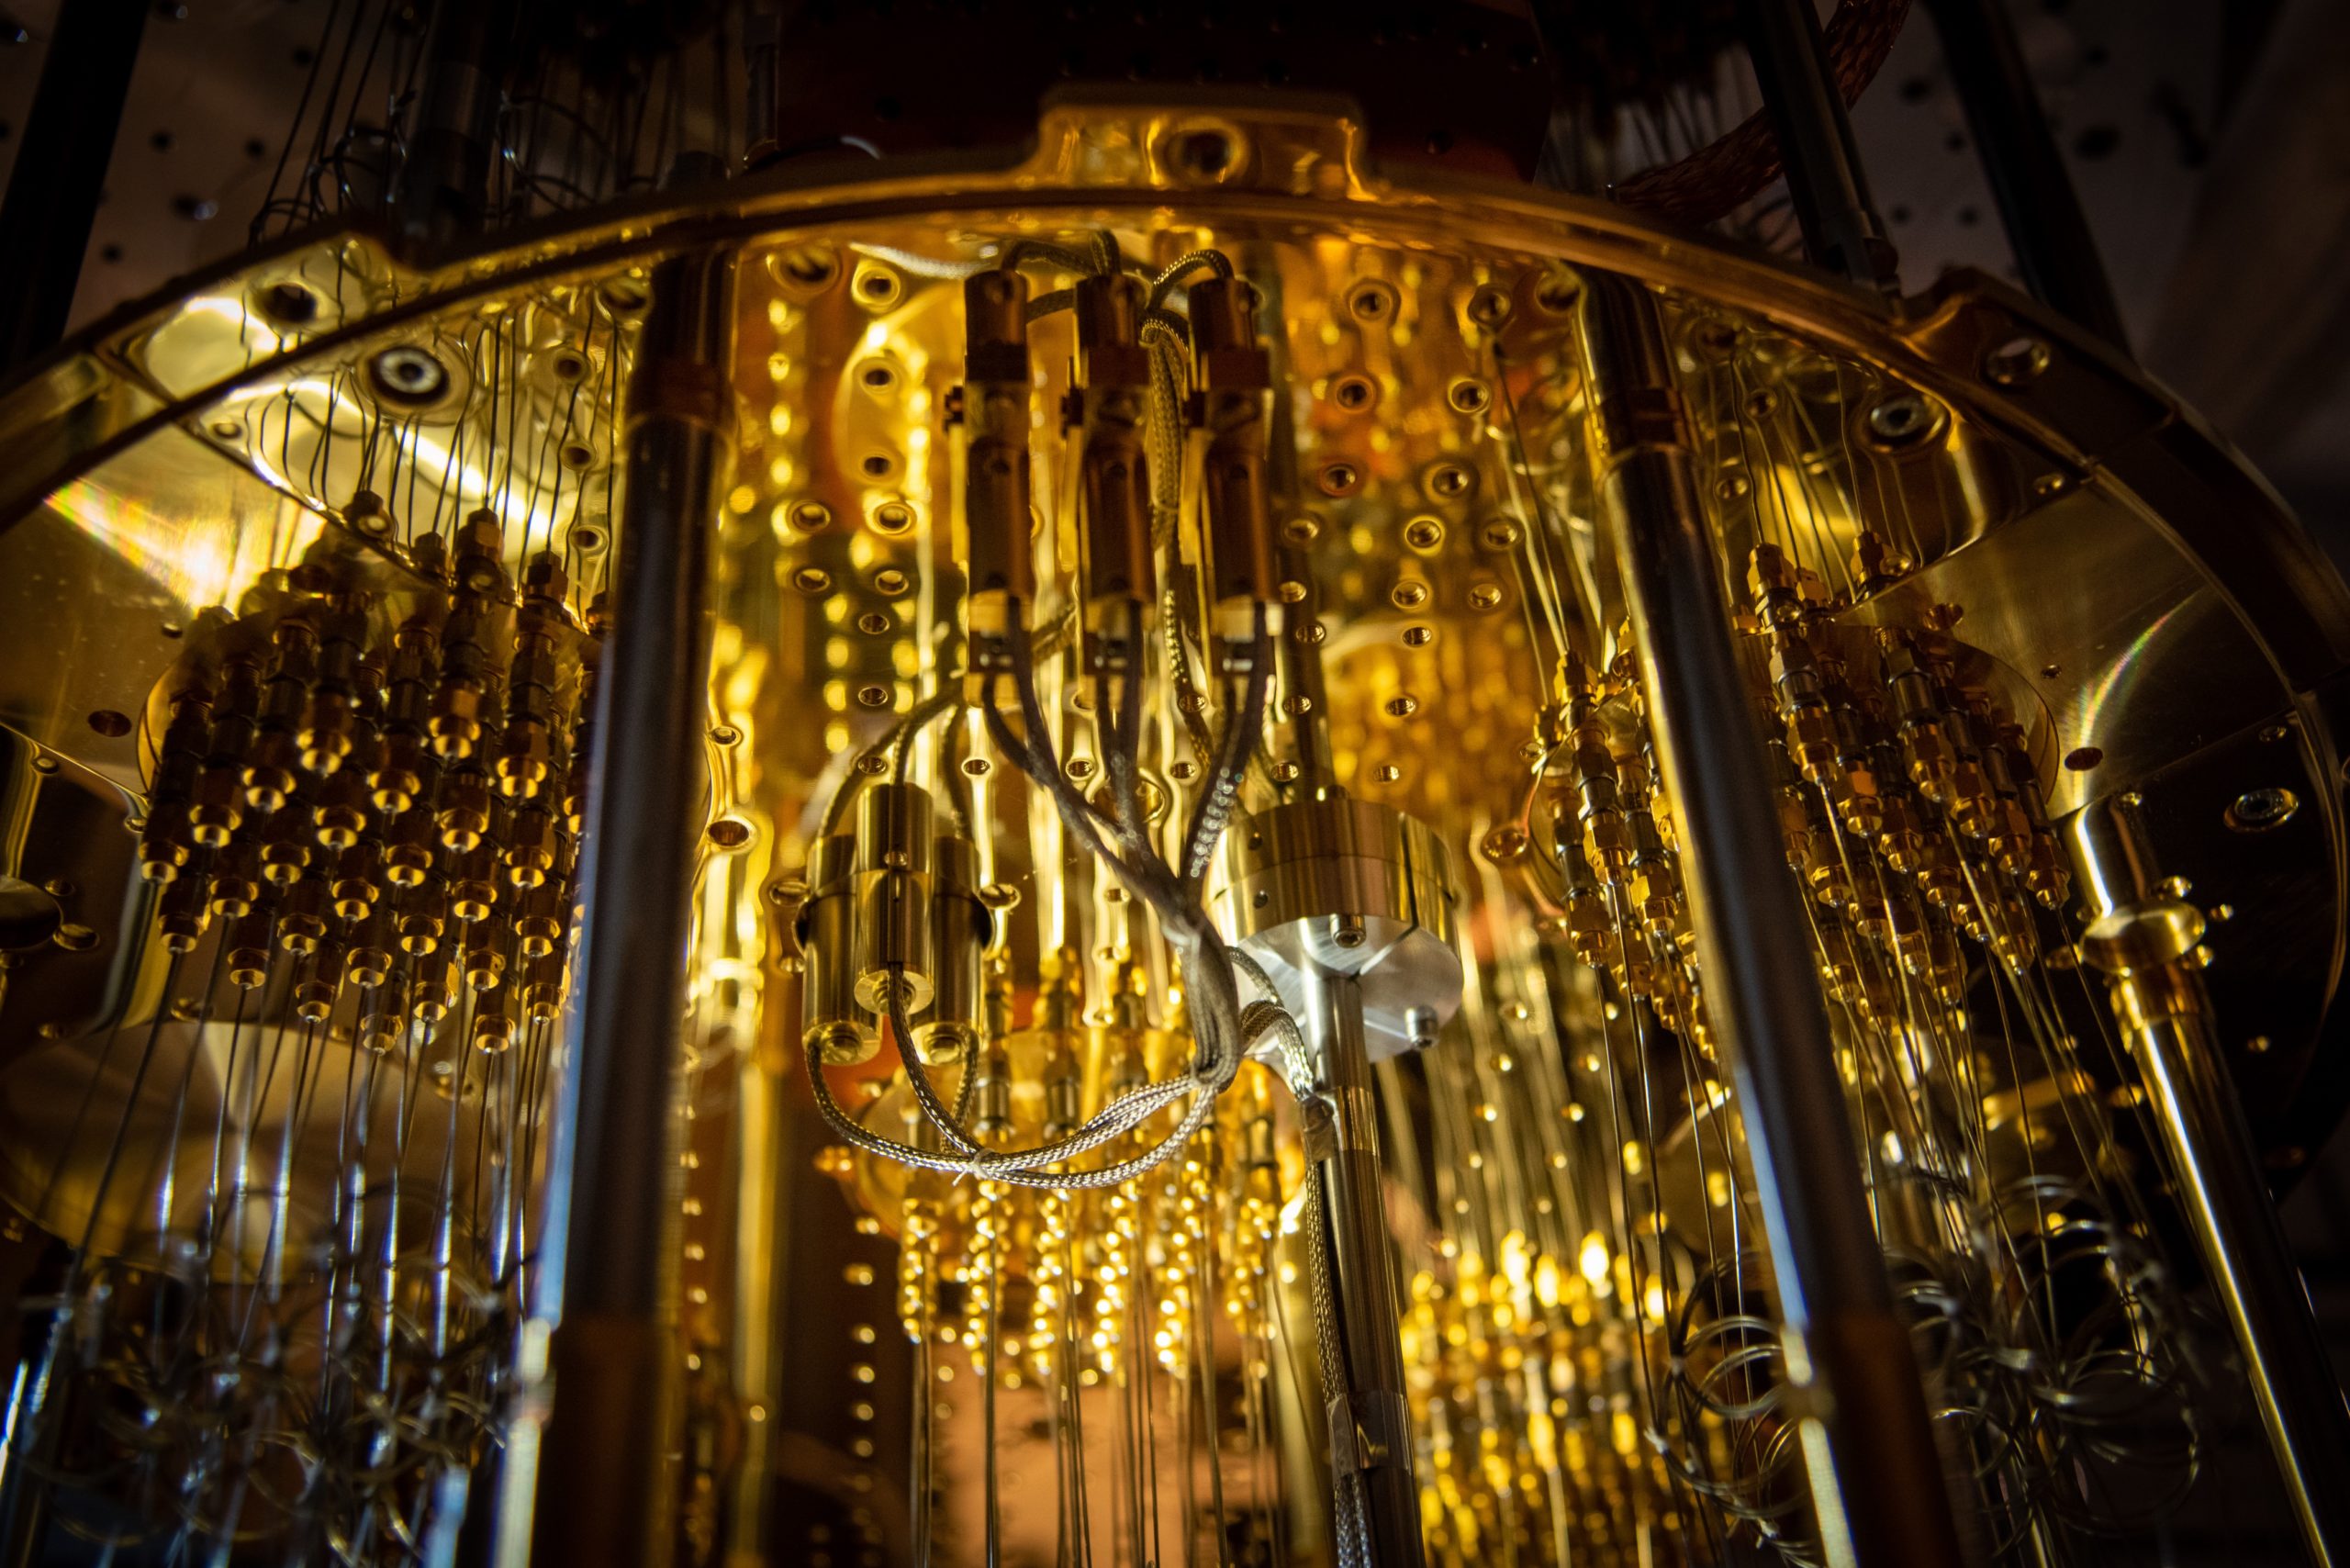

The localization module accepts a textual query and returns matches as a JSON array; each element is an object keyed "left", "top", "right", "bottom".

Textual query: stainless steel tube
[
  {"left": 1304, "top": 966, "right": 1426, "bottom": 1568},
  {"left": 492, "top": 248, "right": 736, "bottom": 1568},
  {"left": 2074, "top": 800, "right": 2350, "bottom": 1567},
  {"left": 1577, "top": 272, "right": 1964, "bottom": 1568}
]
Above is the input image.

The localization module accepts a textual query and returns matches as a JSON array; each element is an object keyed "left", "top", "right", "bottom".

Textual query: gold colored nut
[
  {"left": 509, "top": 646, "right": 558, "bottom": 694},
  {"left": 384, "top": 836, "right": 434, "bottom": 888},
  {"left": 1583, "top": 812, "right": 1628, "bottom": 867},
  {"left": 1836, "top": 767, "right": 1883, "bottom": 833},
  {"left": 1904, "top": 731, "right": 1956, "bottom": 796},
  {"left": 523, "top": 551, "right": 569, "bottom": 602},
  {"left": 369, "top": 735, "right": 424, "bottom": 813},
  {"left": 298, "top": 694, "right": 355, "bottom": 774},
  {"left": 474, "top": 1011, "right": 516, "bottom": 1053},
  {"left": 1852, "top": 532, "right": 1910, "bottom": 585},
  {"left": 411, "top": 962, "right": 455, "bottom": 1021},
  {"left": 496, "top": 725, "right": 553, "bottom": 797},
  {"left": 1804, "top": 846, "right": 1849, "bottom": 907},
  {"left": 1987, "top": 799, "right": 2033, "bottom": 862},
  {"left": 464, "top": 938, "right": 508, "bottom": 991},
  {"left": 1775, "top": 792, "right": 1812, "bottom": 856},
  {"left": 2025, "top": 843, "right": 2068, "bottom": 906},
  {"left": 278, "top": 909, "right": 327, "bottom": 954},
  {"left": 242, "top": 733, "right": 299, "bottom": 811},
  {"left": 228, "top": 945, "right": 272, "bottom": 990},
  {"left": 314, "top": 798, "right": 369, "bottom": 851},
  {"left": 428, "top": 684, "right": 485, "bottom": 758},
  {"left": 348, "top": 944, "right": 394, "bottom": 988},
  {"left": 397, "top": 909, "right": 445, "bottom": 955},
  {"left": 159, "top": 910, "right": 209, "bottom": 954},
  {"left": 207, "top": 869, "right": 260, "bottom": 918},
  {"left": 188, "top": 769, "right": 246, "bottom": 847},
  {"left": 454, "top": 507, "right": 505, "bottom": 562},
  {"left": 506, "top": 834, "right": 555, "bottom": 890},
  {"left": 437, "top": 778, "right": 492, "bottom": 851},
  {"left": 295, "top": 980, "right": 339, "bottom": 1024},
  {"left": 259, "top": 836, "right": 311, "bottom": 885},
  {"left": 1747, "top": 543, "right": 1797, "bottom": 601},
  {"left": 518, "top": 912, "right": 562, "bottom": 958},
  {"left": 525, "top": 979, "right": 565, "bottom": 1022},
  {"left": 1568, "top": 890, "right": 1611, "bottom": 941},
  {"left": 1628, "top": 866, "right": 1679, "bottom": 931},
  {"left": 1789, "top": 708, "right": 1837, "bottom": 775},
  {"left": 452, "top": 875, "right": 500, "bottom": 924},
  {"left": 139, "top": 833, "right": 190, "bottom": 882}
]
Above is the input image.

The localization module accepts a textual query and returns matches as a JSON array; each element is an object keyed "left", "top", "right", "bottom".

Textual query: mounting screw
[
  {"left": 1983, "top": 335, "right": 2051, "bottom": 387},
  {"left": 371, "top": 344, "right": 450, "bottom": 405},
  {"left": 2226, "top": 787, "right": 2300, "bottom": 833},
  {"left": 1864, "top": 392, "right": 1939, "bottom": 448}
]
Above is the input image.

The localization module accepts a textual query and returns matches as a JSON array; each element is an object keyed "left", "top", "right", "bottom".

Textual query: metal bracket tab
[{"left": 1326, "top": 1390, "right": 1412, "bottom": 1473}]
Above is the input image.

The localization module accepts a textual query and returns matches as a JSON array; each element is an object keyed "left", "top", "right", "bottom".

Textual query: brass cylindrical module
[
  {"left": 918, "top": 834, "right": 990, "bottom": 1065},
  {"left": 799, "top": 834, "right": 875, "bottom": 1063},
  {"left": 1188, "top": 276, "right": 1275, "bottom": 642},
  {"left": 960, "top": 269, "right": 1035, "bottom": 635},
  {"left": 1074, "top": 273, "right": 1155, "bottom": 619},
  {"left": 852, "top": 782, "right": 935, "bottom": 1016}
]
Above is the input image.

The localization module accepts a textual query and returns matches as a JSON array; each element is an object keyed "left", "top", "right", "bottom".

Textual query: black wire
[
  {"left": 1094, "top": 599, "right": 1152, "bottom": 860},
  {"left": 1179, "top": 609, "right": 1273, "bottom": 891}
]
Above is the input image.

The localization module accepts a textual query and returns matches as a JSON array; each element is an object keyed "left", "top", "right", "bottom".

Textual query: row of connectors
[
  {"left": 135, "top": 510, "right": 596, "bottom": 1051},
  {"left": 863, "top": 954, "right": 1285, "bottom": 1390},
  {"left": 1541, "top": 647, "right": 1710, "bottom": 1057},
  {"left": 1746, "top": 540, "right": 2067, "bottom": 994}
]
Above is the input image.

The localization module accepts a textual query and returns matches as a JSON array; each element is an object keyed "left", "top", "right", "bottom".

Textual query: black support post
[
  {"left": 491, "top": 247, "right": 736, "bottom": 1568},
  {"left": 1739, "top": 0, "right": 1898, "bottom": 292},
  {"left": 1924, "top": 0, "right": 2131, "bottom": 352},
  {"left": 0, "top": 0, "right": 149, "bottom": 371},
  {"left": 1578, "top": 274, "right": 1969, "bottom": 1568}
]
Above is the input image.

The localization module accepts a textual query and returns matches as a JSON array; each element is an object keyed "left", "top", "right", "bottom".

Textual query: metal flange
[{"left": 1211, "top": 792, "right": 1463, "bottom": 1060}]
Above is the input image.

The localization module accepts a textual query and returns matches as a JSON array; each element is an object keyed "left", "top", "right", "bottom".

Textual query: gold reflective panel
[{"left": 0, "top": 101, "right": 2344, "bottom": 1568}]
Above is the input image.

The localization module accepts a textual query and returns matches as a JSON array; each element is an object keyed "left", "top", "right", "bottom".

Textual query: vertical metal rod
[
  {"left": 393, "top": 0, "right": 519, "bottom": 249},
  {"left": 1738, "top": 0, "right": 1898, "bottom": 292},
  {"left": 1304, "top": 967, "right": 1426, "bottom": 1568},
  {"left": 491, "top": 248, "right": 736, "bottom": 1568},
  {"left": 742, "top": 8, "right": 781, "bottom": 169},
  {"left": 1576, "top": 273, "right": 1964, "bottom": 1568},
  {"left": 0, "top": 0, "right": 149, "bottom": 370},
  {"left": 2073, "top": 800, "right": 2350, "bottom": 1567},
  {"left": 1921, "top": 0, "right": 2131, "bottom": 352}
]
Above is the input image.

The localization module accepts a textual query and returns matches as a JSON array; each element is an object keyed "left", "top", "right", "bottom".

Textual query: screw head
[
  {"left": 1864, "top": 392, "right": 1938, "bottom": 447},
  {"left": 371, "top": 344, "right": 450, "bottom": 405},
  {"left": 1984, "top": 335, "right": 2052, "bottom": 388},
  {"left": 2228, "top": 786, "right": 2300, "bottom": 832}
]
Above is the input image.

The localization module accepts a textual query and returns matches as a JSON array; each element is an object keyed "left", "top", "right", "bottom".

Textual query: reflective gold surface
[{"left": 0, "top": 100, "right": 2342, "bottom": 1568}]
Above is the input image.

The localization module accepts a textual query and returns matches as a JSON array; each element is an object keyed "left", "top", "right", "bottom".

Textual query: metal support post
[
  {"left": 491, "top": 247, "right": 736, "bottom": 1568},
  {"left": 1577, "top": 272, "right": 1964, "bottom": 1568},
  {"left": 2073, "top": 797, "right": 2350, "bottom": 1567},
  {"left": 0, "top": 0, "right": 149, "bottom": 370},
  {"left": 1217, "top": 794, "right": 1460, "bottom": 1564},
  {"left": 393, "top": 0, "right": 520, "bottom": 249},
  {"left": 1738, "top": 0, "right": 1897, "bottom": 292},
  {"left": 1922, "top": 0, "right": 2130, "bottom": 352},
  {"left": 1305, "top": 967, "right": 1427, "bottom": 1568}
]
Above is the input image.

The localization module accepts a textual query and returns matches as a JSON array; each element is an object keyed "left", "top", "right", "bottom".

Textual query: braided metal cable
[{"left": 1302, "top": 1167, "right": 1373, "bottom": 1568}]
